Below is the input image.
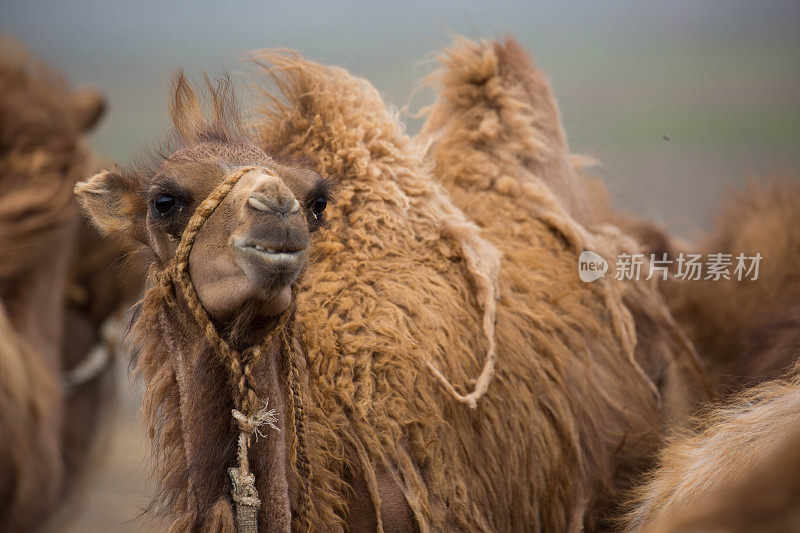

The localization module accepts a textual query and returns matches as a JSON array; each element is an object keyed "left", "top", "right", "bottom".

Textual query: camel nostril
[{"left": 248, "top": 192, "right": 300, "bottom": 215}]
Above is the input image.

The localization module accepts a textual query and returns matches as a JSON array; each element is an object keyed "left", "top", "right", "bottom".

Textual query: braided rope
[
  {"left": 280, "top": 302, "right": 314, "bottom": 530},
  {"left": 152, "top": 165, "right": 313, "bottom": 531}
]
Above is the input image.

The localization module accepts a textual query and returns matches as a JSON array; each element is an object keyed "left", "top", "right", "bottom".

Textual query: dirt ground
[{"left": 50, "top": 364, "right": 156, "bottom": 532}]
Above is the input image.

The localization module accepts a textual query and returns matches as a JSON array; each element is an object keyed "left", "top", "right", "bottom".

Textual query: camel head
[{"left": 75, "top": 72, "right": 333, "bottom": 323}]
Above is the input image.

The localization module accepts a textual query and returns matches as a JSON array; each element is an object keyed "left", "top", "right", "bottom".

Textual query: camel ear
[
  {"left": 75, "top": 169, "right": 146, "bottom": 242},
  {"left": 169, "top": 69, "right": 207, "bottom": 140},
  {"left": 72, "top": 88, "right": 107, "bottom": 133}
]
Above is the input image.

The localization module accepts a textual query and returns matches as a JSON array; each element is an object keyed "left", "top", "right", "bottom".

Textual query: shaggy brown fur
[
  {"left": 416, "top": 37, "right": 708, "bottom": 528},
  {"left": 642, "top": 430, "right": 800, "bottom": 533},
  {"left": 661, "top": 179, "right": 800, "bottom": 392},
  {"left": 259, "top": 38, "right": 706, "bottom": 529},
  {"left": 0, "top": 37, "right": 141, "bottom": 530},
  {"left": 625, "top": 364, "right": 800, "bottom": 532}
]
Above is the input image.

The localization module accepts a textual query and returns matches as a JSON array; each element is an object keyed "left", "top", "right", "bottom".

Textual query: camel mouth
[
  {"left": 231, "top": 238, "right": 307, "bottom": 270},
  {"left": 241, "top": 246, "right": 302, "bottom": 264}
]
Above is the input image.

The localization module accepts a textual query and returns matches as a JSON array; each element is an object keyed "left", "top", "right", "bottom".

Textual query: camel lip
[
  {"left": 230, "top": 237, "right": 305, "bottom": 256},
  {"left": 230, "top": 238, "right": 306, "bottom": 268}
]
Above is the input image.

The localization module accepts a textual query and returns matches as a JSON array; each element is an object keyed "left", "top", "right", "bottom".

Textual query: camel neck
[{"left": 158, "top": 303, "right": 294, "bottom": 531}]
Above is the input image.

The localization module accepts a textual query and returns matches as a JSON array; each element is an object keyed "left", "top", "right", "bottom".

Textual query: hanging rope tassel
[
  {"left": 228, "top": 401, "right": 280, "bottom": 533},
  {"left": 228, "top": 468, "right": 259, "bottom": 533}
]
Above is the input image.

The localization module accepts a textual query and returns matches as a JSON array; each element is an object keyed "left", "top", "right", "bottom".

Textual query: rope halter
[{"left": 150, "top": 165, "right": 312, "bottom": 532}]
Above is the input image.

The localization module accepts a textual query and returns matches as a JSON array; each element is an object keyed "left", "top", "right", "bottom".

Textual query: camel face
[
  {"left": 151, "top": 150, "right": 330, "bottom": 318},
  {"left": 75, "top": 72, "right": 333, "bottom": 321},
  {"left": 78, "top": 142, "right": 332, "bottom": 320},
  {"left": 220, "top": 167, "right": 312, "bottom": 316}
]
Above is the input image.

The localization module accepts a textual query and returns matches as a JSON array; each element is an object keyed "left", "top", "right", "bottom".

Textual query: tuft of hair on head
[{"left": 167, "top": 68, "right": 249, "bottom": 146}]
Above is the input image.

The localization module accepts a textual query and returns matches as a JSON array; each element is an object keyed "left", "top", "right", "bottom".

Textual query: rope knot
[
  {"left": 148, "top": 263, "right": 176, "bottom": 307},
  {"left": 232, "top": 399, "right": 280, "bottom": 441}
]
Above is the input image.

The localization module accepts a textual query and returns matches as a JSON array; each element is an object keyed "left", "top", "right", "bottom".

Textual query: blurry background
[{"left": 2, "top": 1, "right": 798, "bottom": 531}]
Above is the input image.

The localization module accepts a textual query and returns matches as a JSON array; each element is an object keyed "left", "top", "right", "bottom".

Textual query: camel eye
[
  {"left": 312, "top": 196, "right": 327, "bottom": 216},
  {"left": 152, "top": 194, "right": 179, "bottom": 216}
]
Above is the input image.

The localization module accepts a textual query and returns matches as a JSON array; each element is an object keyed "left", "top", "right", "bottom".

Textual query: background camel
[
  {"left": 641, "top": 427, "right": 800, "bottom": 533},
  {"left": 644, "top": 429, "right": 800, "bottom": 533},
  {"left": 0, "top": 38, "right": 143, "bottom": 531},
  {"left": 624, "top": 362, "right": 800, "bottom": 532},
  {"left": 617, "top": 180, "right": 800, "bottom": 531},
  {"left": 601, "top": 177, "right": 800, "bottom": 396},
  {"left": 656, "top": 180, "right": 800, "bottom": 392},
  {"left": 78, "top": 40, "right": 704, "bottom": 531}
]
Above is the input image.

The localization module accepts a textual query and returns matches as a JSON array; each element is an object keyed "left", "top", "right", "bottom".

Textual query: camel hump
[
  {"left": 419, "top": 35, "right": 592, "bottom": 222},
  {"left": 248, "top": 49, "right": 409, "bottom": 181},
  {"left": 492, "top": 36, "right": 569, "bottom": 155}
]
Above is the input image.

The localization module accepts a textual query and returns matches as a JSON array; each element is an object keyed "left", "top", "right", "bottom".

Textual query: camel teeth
[{"left": 249, "top": 244, "right": 279, "bottom": 254}]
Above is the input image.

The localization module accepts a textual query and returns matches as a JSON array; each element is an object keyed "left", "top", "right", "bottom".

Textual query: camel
[
  {"left": 624, "top": 363, "right": 800, "bottom": 532},
  {"left": 616, "top": 180, "right": 800, "bottom": 531},
  {"left": 574, "top": 151, "right": 799, "bottom": 393},
  {"left": 77, "top": 40, "right": 702, "bottom": 531},
  {"left": 0, "top": 38, "right": 143, "bottom": 530},
  {"left": 654, "top": 179, "right": 800, "bottom": 392}
]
